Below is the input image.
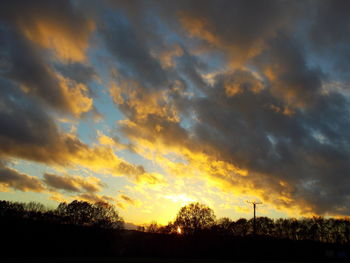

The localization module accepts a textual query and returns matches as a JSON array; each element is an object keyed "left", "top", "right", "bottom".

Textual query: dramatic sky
[{"left": 1, "top": 0, "right": 350, "bottom": 224}]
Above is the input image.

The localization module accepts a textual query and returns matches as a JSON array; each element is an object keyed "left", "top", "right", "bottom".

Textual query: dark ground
[
  {"left": 1, "top": 258, "right": 349, "bottom": 263},
  {"left": 1, "top": 215, "right": 349, "bottom": 261}
]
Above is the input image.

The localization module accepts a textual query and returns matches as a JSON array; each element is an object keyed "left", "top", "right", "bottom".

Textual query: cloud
[
  {"left": 99, "top": 15, "right": 167, "bottom": 89},
  {"left": 1, "top": 0, "right": 95, "bottom": 62},
  {"left": 1, "top": 0, "right": 350, "bottom": 218},
  {"left": 77, "top": 192, "right": 117, "bottom": 204},
  {"left": 309, "top": 0, "right": 350, "bottom": 79},
  {"left": 55, "top": 74, "right": 94, "bottom": 116},
  {"left": 112, "top": 63, "right": 350, "bottom": 216},
  {"left": 110, "top": 77, "right": 180, "bottom": 122},
  {"left": 43, "top": 173, "right": 104, "bottom": 193},
  {"left": 56, "top": 63, "right": 97, "bottom": 85},
  {"left": 0, "top": 1, "right": 95, "bottom": 117},
  {"left": 120, "top": 194, "right": 141, "bottom": 207},
  {"left": 0, "top": 162, "right": 45, "bottom": 192},
  {"left": 94, "top": 1, "right": 350, "bottom": 216},
  {"left": 171, "top": 0, "right": 299, "bottom": 67},
  {"left": 0, "top": 28, "right": 93, "bottom": 117},
  {"left": 254, "top": 34, "right": 324, "bottom": 108},
  {"left": 0, "top": 80, "right": 163, "bottom": 186}
]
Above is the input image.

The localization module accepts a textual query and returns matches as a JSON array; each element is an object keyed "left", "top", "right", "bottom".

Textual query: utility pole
[{"left": 247, "top": 201, "right": 262, "bottom": 235}]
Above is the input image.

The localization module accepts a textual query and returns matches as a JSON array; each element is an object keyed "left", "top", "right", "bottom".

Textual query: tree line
[
  {"left": 143, "top": 203, "right": 350, "bottom": 244},
  {"left": 1, "top": 200, "right": 349, "bottom": 260},
  {"left": 1, "top": 200, "right": 349, "bottom": 244},
  {"left": 0, "top": 199, "right": 124, "bottom": 229}
]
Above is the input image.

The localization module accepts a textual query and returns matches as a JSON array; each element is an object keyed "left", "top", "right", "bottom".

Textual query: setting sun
[{"left": 177, "top": 226, "right": 182, "bottom": 235}]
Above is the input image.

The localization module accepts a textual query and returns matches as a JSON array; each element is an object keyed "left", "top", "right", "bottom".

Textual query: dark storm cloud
[
  {"left": 254, "top": 33, "right": 325, "bottom": 107},
  {"left": 102, "top": 0, "right": 350, "bottom": 215},
  {"left": 0, "top": 27, "right": 67, "bottom": 111},
  {"left": 0, "top": 0, "right": 95, "bottom": 115},
  {"left": 191, "top": 71, "right": 350, "bottom": 214},
  {"left": 0, "top": 1, "right": 162, "bottom": 193},
  {"left": 98, "top": 15, "right": 167, "bottom": 88},
  {"left": 175, "top": 0, "right": 298, "bottom": 48},
  {"left": 0, "top": 0, "right": 91, "bottom": 29},
  {"left": 55, "top": 63, "right": 96, "bottom": 85},
  {"left": 310, "top": 0, "right": 350, "bottom": 78},
  {"left": 0, "top": 0, "right": 94, "bottom": 59},
  {"left": 0, "top": 78, "right": 151, "bottom": 183},
  {"left": 0, "top": 79, "right": 66, "bottom": 163},
  {"left": 0, "top": 78, "right": 60, "bottom": 150},
  {"left": 0, "top": 76, "right": 84, "bottom": 164}
]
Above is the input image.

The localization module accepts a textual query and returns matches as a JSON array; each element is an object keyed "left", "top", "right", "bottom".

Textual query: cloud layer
[{"left": 1, "top": 0, "right": 350, "bottom": 217}]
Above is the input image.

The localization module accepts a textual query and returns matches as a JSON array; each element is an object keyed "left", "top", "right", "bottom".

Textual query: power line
[{"left": 247, "top": 201, "right": 262, "bottom": 235}]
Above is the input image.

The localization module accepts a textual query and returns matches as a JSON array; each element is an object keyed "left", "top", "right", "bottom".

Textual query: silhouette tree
[
  {"left": 56, "top": 200, "right": 124, "bottom": 229},
  {"left": 1, "top": 199, "right": 350, "bottom": 245},
  {"left": 254, "top": 216, "right": 274, "bottom": 236},
  {"left": 173, "top": 202, "right": 215, "bottom": 235},
  {"left": 23, "top": 201, "right": 46, "bottom": 213},
  {"left": 146, "top": 221, "right": 160, "bottom": 233},
  {"left": 233, "top": 218, "right": 249, "bottom": 236},
  {"left": 213, "top": 217, "right": 234, "bottom": 235},
  {"left": 93, "top": 202, "right": 124, "bottom": 229},
  {"left": 57, "top": 200, "right": 94, "bottom": 225},
  {"left": 158, "top": 222, "right": 174, "bottom": 234}
]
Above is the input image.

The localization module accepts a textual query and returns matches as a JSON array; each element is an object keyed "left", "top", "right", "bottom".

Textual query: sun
[{"left": 177, "top": 226, "right": 182, "bottom": 234}]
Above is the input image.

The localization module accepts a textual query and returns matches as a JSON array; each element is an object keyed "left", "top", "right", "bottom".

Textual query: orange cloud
[
  {"left": 110, "top": 78, "right": 179, "bottom": 122},
  {"left": 19, "top": 13, "right": 95, "bottom": 62},
  {"left": 179, "top": 13, "right": 264, "bottom": 68},
  {"left": 116, "top": 103, "right": 309, "bottom": 217},
  {"left": 151, "top": 44, "right": 184, "bottom": 69},
  {"left": 0, "top": 126, "right": 165, "bottom": 187},
  {"left": 56, "top": 73, "right": 94, "bottom": 116},
  {"left": 180, "top": 14, "right": 222, "bottom": 48},
  {"left": 223, "top": 70, "right": 264, "bottom": 97}
]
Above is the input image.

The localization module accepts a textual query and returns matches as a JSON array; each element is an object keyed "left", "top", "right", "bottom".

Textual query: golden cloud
[
  {"left": 43, "top": 173, "right": 104, "bottom": 193},
  {"left": 56, "top": 74, "right": 94, "bottom": 116},
  {"left": 120, "top": 194, "right": 141, "bottom": 207},
  {"left": 76, "top": 192, "right": 117, "bottom": 204},
  {"left": 97, "top": 131, "right": 126, "bottom": 150},
  {"left": 110, "top": 78, "right": 179, "bottom": 122},
  {"left": 19, "top": 15, "right": 95, "bottom": 62},
  {"left": 117, "top": 107, "right": 310, "bottom": 217},
  {"left": 0, "top": 165, "right": 45, "bottom": 192},
  {"left": 0, "top": 127, "right": 166, "bottom": 188}
]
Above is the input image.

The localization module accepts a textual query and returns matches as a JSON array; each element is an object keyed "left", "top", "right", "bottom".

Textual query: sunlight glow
[{"left": 177, "top": 226, "right": 182, "bottom": 235}]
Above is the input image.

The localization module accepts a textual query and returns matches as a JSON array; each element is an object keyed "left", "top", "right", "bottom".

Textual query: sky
[{"left": 0, "top": 0, "right": 350, "bottom": 225}]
